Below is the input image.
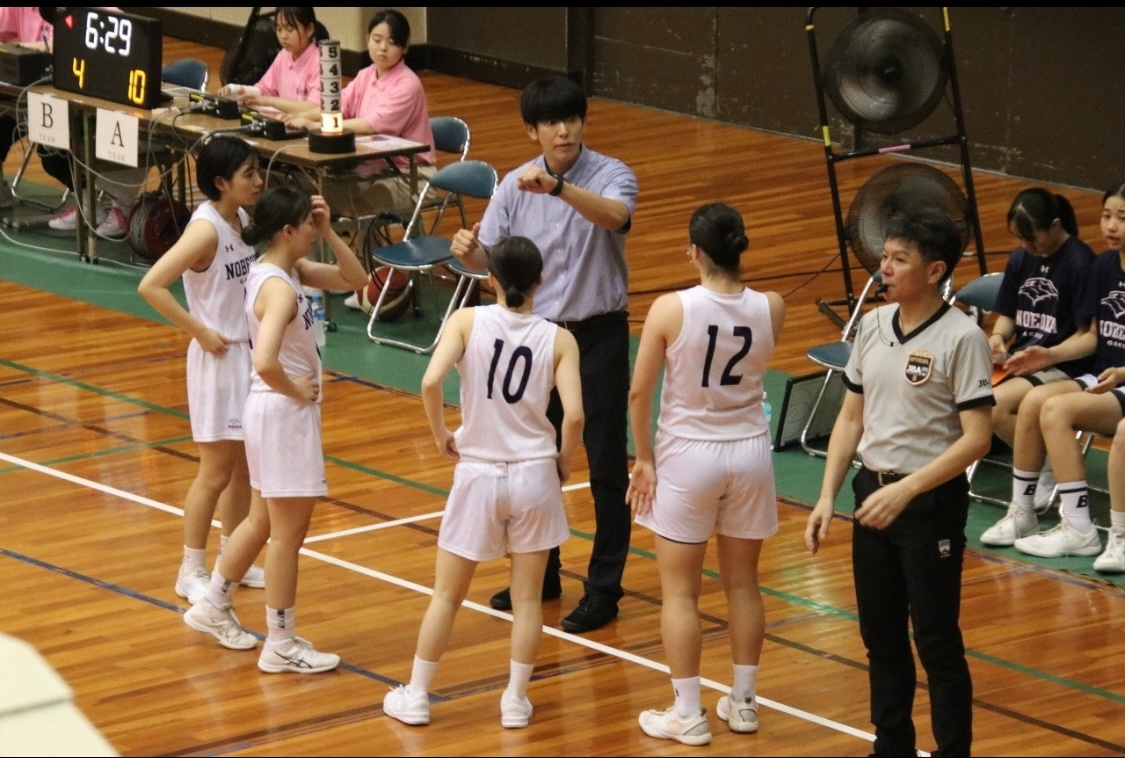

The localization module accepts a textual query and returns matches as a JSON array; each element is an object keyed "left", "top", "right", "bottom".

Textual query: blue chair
[
  {"left": 800, "top": 271, "right": 882, "bottom": 458},
  {"left": 161, "top": 58, "right": 209, "bottom": 91},
  {"left": 423, "top": 116, "right": 472, "bottom": 234},
  {"left": 366, "top": 160, "right": 498, "bottom": 354},
  {"left": 431, "top": 116, "right": 471, "bottom": 162},
  {"left": 952, "top": 271, "right": 1002, "bottom": 325}
]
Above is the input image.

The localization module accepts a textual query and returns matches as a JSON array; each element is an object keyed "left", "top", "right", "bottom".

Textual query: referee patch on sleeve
[{"left": 905, "top": 349, "right": 934, "bottom": 385}]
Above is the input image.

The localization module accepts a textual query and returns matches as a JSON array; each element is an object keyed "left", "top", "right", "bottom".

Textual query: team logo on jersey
[
  {"left": 1019, "top": 276, "right": 1059, "bottom": 306},
  {"left": 938, "top": 538, "right": 951, "bottom": 558},
  {"left": 905, "top": 349, "right": 933, "bottom": 385},
  {"left": 1104, "top": 291, "right": 1125, "bottom": 319}
]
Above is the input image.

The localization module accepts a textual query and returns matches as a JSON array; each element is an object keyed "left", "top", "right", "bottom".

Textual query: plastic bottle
[
  {"left": 305, "top": 287, "right": 326, "bottom": 348},
  {"left": 763, "top": 391, "right": 772, "bottom": 425}
]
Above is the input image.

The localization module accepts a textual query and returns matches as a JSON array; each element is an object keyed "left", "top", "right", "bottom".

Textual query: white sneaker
[
  {"left": 175, "top": 565, "right": 210, "bottom": 604},
  {"left": 48, "top": 203, "right": 107, "bottom": 231},
  {"left": 240, "top": 563, "right": 266, "bottom": 589},
  {"left": 383, "top": 684, "right": 430, "bottom": 725},
  {"left": 1093, "top": 529, "right": 1125, "bottom": 573},
  {"left": 183, "top": 599, "right": 257, "bottom": 650},
  {"left": 96, "top": 206, "right": 127, "bottom": 237},
  {"left": 1014, "top": 517, "right": 1102, "bottom": 558},
  {"left": 257, "top": 637, "right": 340, "bottom": 674},
  {"left": 717, "top": 694, "right": 759, "bottom": 734},
  {"left": 1034, "top": 467, "right": 1058, "bottom": 513},
  {"left": 638, "top": 706, "right": 712, "bottom": 746},
  {"left": 500, "top": 689, "right": 533, "bottom": 729},
  {"left": 980, "top": 504, "right": 1038, "bottom": 547},
  {"left": 344, "top": 292, "right": 362, "bottom": 310}
]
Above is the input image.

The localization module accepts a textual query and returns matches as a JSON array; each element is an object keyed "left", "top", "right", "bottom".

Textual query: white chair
[
  {"left": 366, "top": 160, "right": 498, "bottom": 354},
  {"left": 800, "top": 271, "right": 882, "bottom": 458}
]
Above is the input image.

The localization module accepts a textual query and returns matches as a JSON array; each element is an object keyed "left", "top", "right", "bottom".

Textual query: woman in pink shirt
[
  {"left": 219, "top": 7, "right": 327, "bottom": 116},
  {"left": 287, "top": 9, "right": 436, "bottom": 216}
]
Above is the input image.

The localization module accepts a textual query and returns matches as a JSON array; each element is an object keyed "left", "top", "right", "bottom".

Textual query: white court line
[
  {"left": 0, "top": 450, "right": 875, "bottom": 746},
  {"left": 303, "top": 510, "right": 445, "bottom": 543}
]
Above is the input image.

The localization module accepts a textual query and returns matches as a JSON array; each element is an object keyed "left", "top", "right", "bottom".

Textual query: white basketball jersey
[
  {"left": 659, "top": 285, "right": 774, "bottom": 440},
  {"left": 181, "top": 202, "right": 256, "bottom": 342},
  {"left": 454, "top": 305, "right": 559, "bottom": 461},
  {"left": 244, "top": 262, "right": 321, "bottom": 401}
]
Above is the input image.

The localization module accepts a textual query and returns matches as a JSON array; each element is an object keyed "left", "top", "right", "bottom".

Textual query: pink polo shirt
[
  {"left": 255, "top": 42, "right": 320, "bottom": 105},
  {"left": 0, "top": 7, "right": 52, "bottom": 44},
  {"left": 341, "top": 61, "right": 436, "bottom": 173}
]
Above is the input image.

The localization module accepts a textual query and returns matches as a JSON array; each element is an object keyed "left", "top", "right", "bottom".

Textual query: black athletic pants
[
  {"left": 545, "top": 311, "right": 631, "bottom": 604},
  {"left": 852, "top": 467, "right": 973, "bottom": 757},
  {"left": 1, "top": 115, "right": 75, "bottom": 192}
]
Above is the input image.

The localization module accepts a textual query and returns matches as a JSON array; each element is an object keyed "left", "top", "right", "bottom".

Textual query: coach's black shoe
[
  {"left": 488, "top": 583, "right": 562, "bottom": 611},
  {"left": 560, "top": 594, "right": 618, "bottom": 633}
]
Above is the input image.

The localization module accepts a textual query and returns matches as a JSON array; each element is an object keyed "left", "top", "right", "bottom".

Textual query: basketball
[{"left": 357, "top": 266, "right": 411, "bottom": 321}]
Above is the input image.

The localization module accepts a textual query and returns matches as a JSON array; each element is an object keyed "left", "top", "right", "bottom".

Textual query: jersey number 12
[{"left": 701, "top": 325, "right": 751, "bottom": 387}]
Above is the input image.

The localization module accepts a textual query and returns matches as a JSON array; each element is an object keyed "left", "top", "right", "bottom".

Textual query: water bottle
[
  {"left": 763, "top": 391, "right": 772, "bottom": 425},
  {"left": 306, "top": 287, "right": 326, "bottom": 348}
]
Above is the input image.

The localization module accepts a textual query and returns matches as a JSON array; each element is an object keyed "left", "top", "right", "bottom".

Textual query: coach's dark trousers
[{"left": 545, "top": 311, "right": 631, "bottom": 603}]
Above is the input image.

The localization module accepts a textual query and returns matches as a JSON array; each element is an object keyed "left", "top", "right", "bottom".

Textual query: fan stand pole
[
  {"left": 942, "top": 11, "right": 988, "bottom": 276},
  {"left": 807, "top": 8, "right": 858, "bottom": 327}
]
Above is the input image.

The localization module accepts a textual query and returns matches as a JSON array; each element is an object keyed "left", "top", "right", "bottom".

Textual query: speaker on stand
[{"left": 805, "top": 6, "right": 987, "bottom": 327}]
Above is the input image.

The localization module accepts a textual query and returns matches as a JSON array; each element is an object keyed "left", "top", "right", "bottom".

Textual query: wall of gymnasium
[{"left": 153, "top": 7, "right": 1118, "bottom": 193}]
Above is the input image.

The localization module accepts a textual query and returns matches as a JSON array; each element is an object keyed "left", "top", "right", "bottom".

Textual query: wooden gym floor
[{"left": 0, "top": 36, "right": 1121, "bottom": 757}]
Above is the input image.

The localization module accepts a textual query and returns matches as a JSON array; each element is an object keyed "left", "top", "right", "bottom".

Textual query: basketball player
[
  {"left": 182, "top": 186, "right": 367, "bottom": 673},
  {"left": 978, "top": 188, "right": 1095, "bottom": 543},
  {"left": 383, "top": 236, "right": 583, "bottom": 727},
  {"left": 629, "top": 203, "right": 784, "bottom": 746},
  {"left": 805, "top": 208, "right": 994, "bottom": 757},
  {"left": 137, "top": 137, "right": 266, "bottom": 606},
  {"left": 451, "top": 75, "right": 637, "bottom": 635},
  {"left": 999, "top": 183, "right": 1125, "bottom": 562}
]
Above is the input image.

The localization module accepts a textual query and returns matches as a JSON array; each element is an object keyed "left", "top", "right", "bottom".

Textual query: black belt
[
  {"left": 552, "top": 311, "right": 626, "bottom": 332},
  {"left": 861, "top": 465, "right": 908, "bottom": 486}
]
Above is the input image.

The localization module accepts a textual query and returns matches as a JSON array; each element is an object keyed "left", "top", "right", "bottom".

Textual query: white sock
[
  {"left": 1111, "top": 510, "right": 1125, "bottom": 533},
  {"left": 508, "top": 660, "right": 534, "bottom": 698},
  {"left": 182, "top": 546, "right": 206, "bottom": 571},
  {"left": 1011, "top": 468, "right": 1039, "bottom": 513},
  {"left": 265, "top": 606, "right": 296, "bottom": 643},
  {"left": 408, "top": 655, "right": 439, "bottom": 696},
  {"left": 731, "top": 664, "right": 759, "bottom": 702},
  {"left": 203, "top": 568, "right": 237, "bottom": 607},
  {"left": 672, "top": 676, "right": 701, "bottom": 719},
  {"left": 1058, "top": 482, "right": 1093, "bottom": 531}
]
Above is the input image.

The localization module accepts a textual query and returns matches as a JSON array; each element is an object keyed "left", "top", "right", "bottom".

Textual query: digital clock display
[{"left": 52, "top": 8, "right": 162, "bottom": 109}]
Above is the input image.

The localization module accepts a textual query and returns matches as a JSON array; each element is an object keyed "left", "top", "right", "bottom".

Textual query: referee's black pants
[
  {"left": 546, "top": 311, "right": 631, "bottom": 604},
  {"left": 852, "top": 468, "right": 973, "bottom": 757}
]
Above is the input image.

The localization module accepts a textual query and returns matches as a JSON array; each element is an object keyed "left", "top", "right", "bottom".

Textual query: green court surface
[{"left": 1, "top": 211, "right": 1120, "bottom": 589}]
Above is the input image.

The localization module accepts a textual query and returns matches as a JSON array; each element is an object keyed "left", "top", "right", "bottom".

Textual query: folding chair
[
  {"left": 952, "top": 271, "right": 1002, "bottom": 325},
  {"left": 446, "top": 256, "right": 491, "bottom": 312},
  {"left": 161, "top": 58, "right": 210, "bottom": 92},
  {"left": 431, "top": 116, "right": 470, "bottom": 162},
  {"left": 799, "top": 271, "right": 882, "bottom": 458},
  {"left": 366, "top": 159, "right": 498, "bottom": 354}
]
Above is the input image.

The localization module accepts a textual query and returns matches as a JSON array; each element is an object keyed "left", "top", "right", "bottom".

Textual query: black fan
[
  {"left": 847, "top": 163, "right": 971, "bottom": 273},
  {"left": 823, "top": 8, "right": 947, "bottom": 135}
]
